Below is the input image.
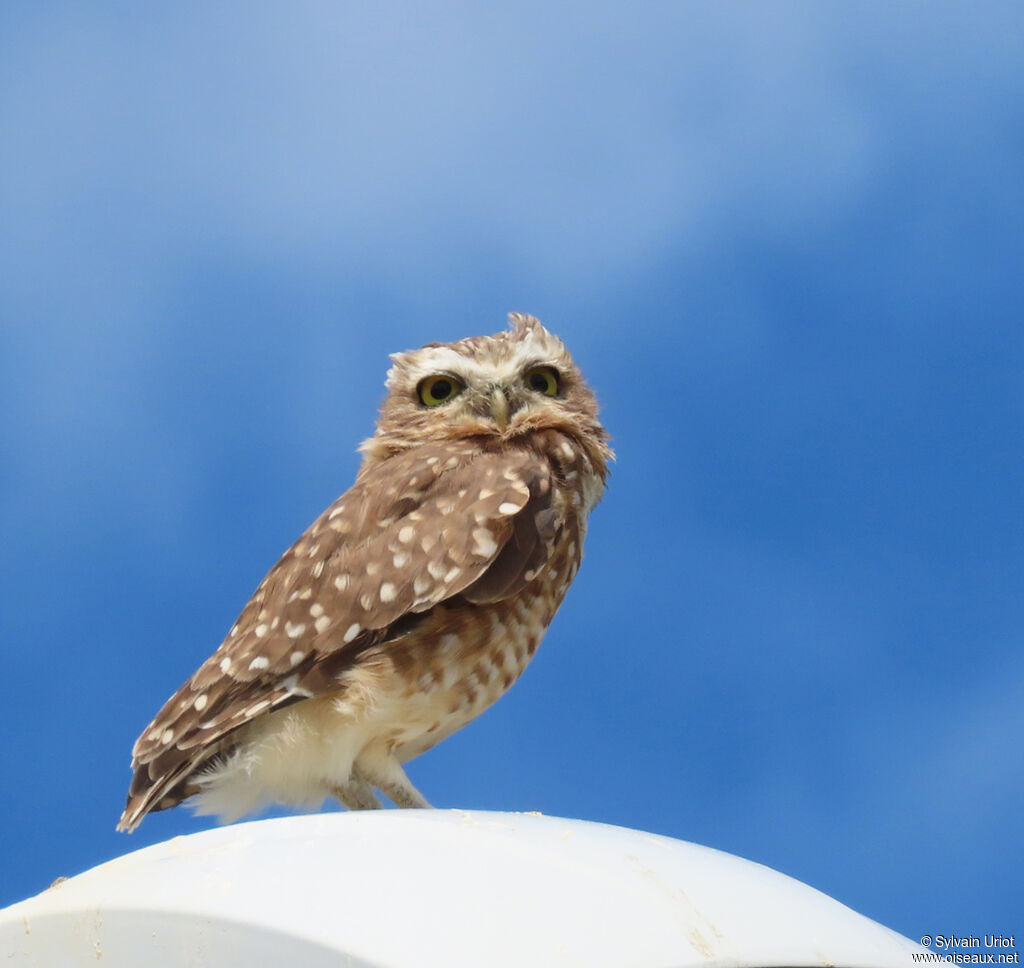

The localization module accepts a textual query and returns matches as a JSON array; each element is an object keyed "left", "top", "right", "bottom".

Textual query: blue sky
[{"left": 2, "top": 1, "right": 1022, "bottom": 936}]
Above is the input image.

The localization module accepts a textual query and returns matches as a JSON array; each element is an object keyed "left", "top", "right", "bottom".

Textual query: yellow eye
[
  {"left": 525, "top": 365, "right": 560, "bottom": 397},
  {"left": 417, "top": 374, "right": 465, "bottom": 407}
]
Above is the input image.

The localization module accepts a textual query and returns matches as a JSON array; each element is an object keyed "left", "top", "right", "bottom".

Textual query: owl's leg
[
  {"left": 355, "top": 753, "right": 432, "bottom": 809},
  {"left": 330, "top": 772, "right": 383, "bottom": 810}
]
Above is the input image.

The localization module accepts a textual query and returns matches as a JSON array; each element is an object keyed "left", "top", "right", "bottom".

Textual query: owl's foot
[
  {"left": 355, "top": 754, "right": 432, "bottom": 809},
  {"left": 331, "top": 773, "right": 383, "bottom": 810}
]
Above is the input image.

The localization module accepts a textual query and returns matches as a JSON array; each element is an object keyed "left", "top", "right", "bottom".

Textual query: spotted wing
[{"left": 119, "top": 441, "right": 561, "bottom": 830}]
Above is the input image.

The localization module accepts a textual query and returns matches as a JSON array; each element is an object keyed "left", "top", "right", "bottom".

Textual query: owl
[{"left": 118, "top": 313, "right": 612, "bottom": 831}]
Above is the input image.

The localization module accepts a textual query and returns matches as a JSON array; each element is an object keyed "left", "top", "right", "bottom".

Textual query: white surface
[{"left": 1, "top": 810, "right": 924, "bottom": 967}]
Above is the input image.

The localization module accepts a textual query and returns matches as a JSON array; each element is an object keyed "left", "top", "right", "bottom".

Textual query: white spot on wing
[
  {"left": 249, "top": 656, "right": 269, "bottom": 671},
  {"left": 472, "top": 528, "right": 498, "bottom": 558},
  {"left": 380, "top": 582, "right": 396, "bottom": 603},
  {"left": 344, "top": 622, "right": 361, "bottom": 643},
  {"left": 281, "top": 674, "right": 313, "bottom": 698}
]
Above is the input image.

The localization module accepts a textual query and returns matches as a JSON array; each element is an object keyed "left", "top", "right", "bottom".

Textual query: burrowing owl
[{"left": 118, "top": 313, "right": 611, "bottom": 831}]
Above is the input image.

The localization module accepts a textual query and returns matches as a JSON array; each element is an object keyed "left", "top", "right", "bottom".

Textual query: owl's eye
[
  {"left": 417, "top": 374, "right": 465, "bottom": 407},
  {"left": 525, "top": 365, "right": 560, "bottom": 397}
]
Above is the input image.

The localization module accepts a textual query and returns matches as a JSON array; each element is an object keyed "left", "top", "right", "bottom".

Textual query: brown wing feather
[{"left": 119, "top": 440, "right": 559, "bottom": 830}]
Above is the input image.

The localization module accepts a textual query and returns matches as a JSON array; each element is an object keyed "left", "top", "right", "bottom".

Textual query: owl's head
[{"left": 360, "top": 313, "right": 611, "bottom": 470}]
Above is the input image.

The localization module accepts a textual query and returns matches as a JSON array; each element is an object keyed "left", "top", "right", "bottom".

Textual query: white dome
[{"left": 1, "top": 810, "right": 923, "bottom": 967}]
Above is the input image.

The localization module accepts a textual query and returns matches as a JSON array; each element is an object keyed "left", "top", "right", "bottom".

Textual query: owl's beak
[{"left": 489, "top": 387, "right": 510, "bottom": 431}]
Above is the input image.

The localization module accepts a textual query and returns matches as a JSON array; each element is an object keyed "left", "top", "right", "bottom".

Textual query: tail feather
[{"left": 116, "top": 753, "right": 208, "bottom": 832}]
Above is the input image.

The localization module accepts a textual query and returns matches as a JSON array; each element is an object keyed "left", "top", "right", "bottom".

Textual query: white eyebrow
[{"left": 389, "top": 346, "right": 527, "bottom": 387}]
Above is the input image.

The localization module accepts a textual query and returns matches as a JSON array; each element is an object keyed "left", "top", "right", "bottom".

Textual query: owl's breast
[
  {"left": 348, "top": 517, "right": 584, "bottom": 760},
  {"left": 324, "top": 430, "right": 599, "bottom": 761}
]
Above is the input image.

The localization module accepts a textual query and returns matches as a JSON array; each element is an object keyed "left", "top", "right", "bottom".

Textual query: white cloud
[{"left": 0, "top": 2, "right": 950, "bottom": 291}]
